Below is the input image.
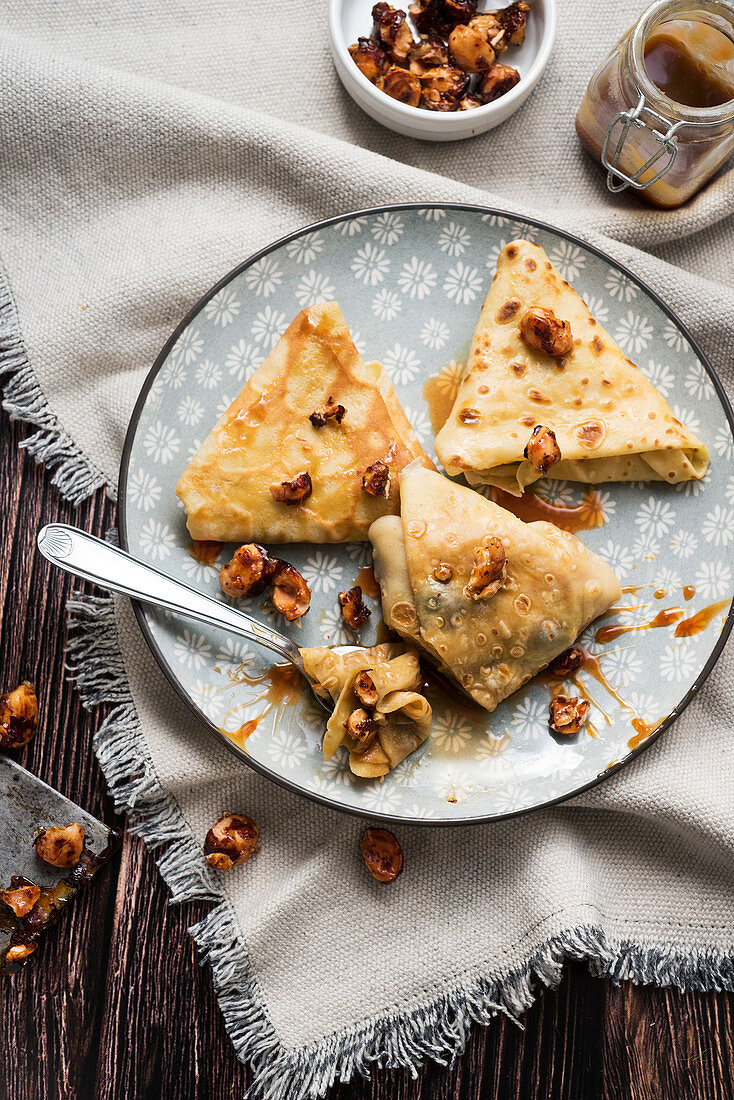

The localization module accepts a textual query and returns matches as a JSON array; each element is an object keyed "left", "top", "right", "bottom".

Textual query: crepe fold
[
  {"left": 176, "top": 301, "right": 432, "bottom": 542},
  {"left": 369, "top": 463, "right": 621, "bottom": 713},
  {"left": 300, "top": 643, "right": 431, "bottom": 778},
  {"left": 434, "top": 239, "right": 709, "bottom": 495}
]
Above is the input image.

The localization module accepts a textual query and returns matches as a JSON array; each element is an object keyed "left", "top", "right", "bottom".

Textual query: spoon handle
[{"left": 37, "top": 523, "right": 304, "bottom": 669}]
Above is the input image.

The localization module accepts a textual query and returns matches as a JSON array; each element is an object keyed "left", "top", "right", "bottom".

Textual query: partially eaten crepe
[
  {"left": 369, "top": 463, "right": 621, "bottom": 712},
  {"left": 176, "top": 302, "right": 431, "bottom": 542},
  {"left": 301, "top": 643, "right": 431, "bottom": 778},
  {"left": 434, "top": 239, "right": 709, "bottom": 495}
]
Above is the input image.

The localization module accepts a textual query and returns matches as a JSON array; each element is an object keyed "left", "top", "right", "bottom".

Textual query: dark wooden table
[{"left": 1, "top": 405, "right": 732, "bottom": 1100}]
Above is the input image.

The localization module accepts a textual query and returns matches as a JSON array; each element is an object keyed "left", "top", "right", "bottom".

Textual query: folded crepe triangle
[
  {"left": 176, "top": 301, "right": 432, "bottom": 542},
  {"left": 369, "top": 463, "right": 621, "bottom": 712},
  {"left": 435, "top": 239, "right": 709, "bottom": 495}
]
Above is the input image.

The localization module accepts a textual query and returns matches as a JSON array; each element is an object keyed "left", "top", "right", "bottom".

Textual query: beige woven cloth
[{"left": 1, "top": 2, "right": 733, "bottom": 1097}]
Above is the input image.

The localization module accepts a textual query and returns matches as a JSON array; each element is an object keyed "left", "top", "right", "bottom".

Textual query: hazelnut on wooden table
[
  {"left": 309, "top": 397, "right": 346, "bottom": 429},
  {"left": 464, "top": 536, "right": 507, "bottom": 601},
  {"left": 270, "top": 472, "right": 312, "bottom": 505},
  {"left": 477, "top": 63, "right": 521, "bottom": 102},
  {"left": 524, "top": 425, "right": 562, "bottom": 474},
  {"left": 204, "top": 814, "right": 260, "bottom": 871},
  {"left": 5, "top": 943, "right": 37, "bottom": 963},
  {"left": 378, "top": 65, "right": 422, "bottom": 105},
  {"left": 354, "top": 671, "right": 379, "bottom": 709},
  {"left": 360, "top": 827, "right": 404, "bottom": 883},
  {"left": 34, "top": 823, "right": 85, "bottom": 868},
  {"left": 271, "top": 562, "right": 311, "bottom": 621},
  {"left": 0, "top": 877, "right": 41, "bottom": 918},
  {"left": 520, "top": 307, "right": 574, "bottom": 358},
  {"left": 0, "top": 681, "right": 39, "bottom": 750},
  {"left": 361, "top": 460, "right": 391, "bottom": 498},
  {"left": 219, "top": 543, "right": 276, "bottom": 599},
  {"left": 448, "top": 23, "right": 495, "bottom": 72},
  {"left": 345, "top": 708, "right": 379, "bottom": 748},
  {"left": 349, "top": 37, "right": 388, "bottom": 82},
  {"left": 338, "top": 586, "right": 372, "bottom": 631},
  {"left": 372, "top": 2, "right": 414, "bottom": 62},
  {"left": 549, "top": 695, "right": 591, "bottom": 736}
]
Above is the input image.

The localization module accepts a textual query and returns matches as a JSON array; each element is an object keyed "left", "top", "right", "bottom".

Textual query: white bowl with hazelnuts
[{"left": 330, "top": 0, "right": 556, "bottom": 140}]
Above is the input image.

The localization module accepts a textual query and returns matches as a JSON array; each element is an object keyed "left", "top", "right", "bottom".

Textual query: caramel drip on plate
[
  {"left": 491, "top": 487, "right": 606, "bottom": 533},
  {"left": 674, "top": 599, "right": 730, "bottom": 638},
  {"left": 222, "top": 663, "right": 303, "bottom": 749},
  {"left": 628, "top": 716, "right": 665, "bottom": 751},
  {"left": 595, "top": 607, "right": 684, "bottom": 645},
  {"left": 187, "top": 540, "right": 222, "bottom": 566},
  {"left": 229, "top": 718, "right": 261, "bottom": 746},
  {"left": 683, "top": 585, "right": 695, "bottom": 601},
  {"left": 355, "top": 565, "right": 380, "bottom": 600}
]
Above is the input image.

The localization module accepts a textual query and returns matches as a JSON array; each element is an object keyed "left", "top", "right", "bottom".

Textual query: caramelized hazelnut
[
  {"left": 271, "top": 562, "right": 311, "bottom": 621},
  {"left": 498, "top": 0, "right": 530, "bottom": 46},
  {"left": 220, "top": 543, "right": 276, "bottom": 599},
  {"left": 419, "top": 65, "right": 469, "bottom": 110},
  {"left": 34, "top": 823, "right": 85, "bottom": 868},
  {"left": 360, "top": 827, "right": 404, "bottom": 883},
  {"left": 372, "top": 2, "right": 414, "bottom": 62},
  {"left": 338, "top": 586, "right": 372, "bottom": 631},
  {"left": 520, "top": 307, "right": 574, "bottom": 358},
  {"left": 549, "top": 695, "right": 591, "bottom": 736},
  {"left": 456, "top": 95, "right": 484, "bottom": 110},
  {"left": 448, "top": 23, "right": 495, "bottom": 72},
  {"left": 477, "top": 63, "right": 520, "bottom": 103},
  {"left": 309, "top": 397, "right": 346, "bottom": 428},
  {"left": 409, "top": 0, "right": 453, "bottom": 38},
  {"left": 0, "top": 681, "right": 38, "bottom": 750},
  {"left": 345, "top": 708, "right": 379, "bottom": 748},
  {"left": 548, "top": 645, "right": 587, "bottom": 678},
  {"left": 6, "top": 943, "right": 37, "bottom": 964},
  {"left": 0, "top": 877, "right": 40, "bottom": 918},
  {"left": 469, "top": 13, "right": 505, "bottom": 49},
  {"left": 270, "top": 472, "right": 312, "bottom": 505},
  {"left": 464, "top": 536, "right": 507, "bottom": 601},
  {"left": 524, "top": 425, "right": 562, "bottom": 474},
  {"left": 433, "top": 562, "right": 454, "bottom": 583},
  {"left": 204, "top": 814, "right": 260, "bottom": 871},
  {"left": 349, "top": 37, "right": 388, "bottom": 82},
  {"left": 377, "top": 65, "right": 422, "bottom": 105},
  {"left": 354, "top": 671, "right": 379, "bottom": 709},
  {"left": 408, "top": 33, "right": 449, "bottom": 74},
  {"left": 443, "top": 0, "right": 477, "bottom": 25},
  {"left": 362, "top": 460, "right": 391, "bottom": 498}
]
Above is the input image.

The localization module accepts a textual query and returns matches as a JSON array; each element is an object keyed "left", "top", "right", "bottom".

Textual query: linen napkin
[{"left": 1, "top": 3, "right": 733, "bottom": 1098}]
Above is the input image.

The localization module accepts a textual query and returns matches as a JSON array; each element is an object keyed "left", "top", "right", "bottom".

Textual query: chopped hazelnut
[
  {"left": 443, "top": 0, "right": 477, "bottom": 25},
  {"left": 524, "top": 425, "right": 562, "bottom": 474},
  {"left": 360, "top": 827, "right": 404, "bottom": 883},
  {"left": 362, "top": 460, "right": 391, "bottom": 498},
  {"left": 456, "top": 95, "right": 484, "bottom": 110},
  {"left": 204, "top": 814, "right": 260, "bottom": 871},
  {"left": 5, "top": 943, "right": 37, "bottom": 964},
  {"left": 419, "top": 65, "right": 469, "bottom": 110},
  {"left": 548, "top": 645, "right": 587, "bottom": 678},
  {"left": 520, "top": 307, "right": 574, "bottom": 358},
  {"left": 408, "top": 33, "right": 449, "bottom": 74},
  {"left": 354, "top": 671, "right": 379, "bottom": 709},
  {"left": 220, "top": 543, "right": 276, "bottom": 599},
  {"left": 377, "top": 65, "right": 422, "bottom": 105},
  {"left": 338, "top": 586, "right": 372, "bottom": 631},
  {"left": 309, "top": 397, "right": 346, "bottom": 428},
  {"left": 469, "top": 13, "right": 505, "bottom": 49},
  {"left": 409, "top": 0, "right": 453, "bottom": 38},
  {"left": 270, "top": 472, "right": 312, "bottom": 505},
  {"left": 372, "top": 2, "right": 414, "bottom": 62},
  {"left": 345, "top": 708, "right": 379, "bottom": 748},
  {"left": 271, "top": 562, "right": 311, "bottom": 621},
  {"left": 464, "top": 536, "right": 507, "bottom": 601},
  {"left": 448, "top": 23, "right": 495, "bottom": 72},
  {"left": 549, "top": 695, "right": 591, "bottom": 736},
  {"left": 34, "top": 824, "right": 85, "bottom": 868},
  {"left": 349, "top": 37, "right": 388, "bottom": 82},
  {"left": 1, "top": 877, "right": 41, "bottom": 918},
  {"left": 477, "top": 63, "right": 520, "bottom": 102},
  {"left": 498, "top": 0, "right": 530, "bottom": 46},
  {"left": 433, "top": 562, "right": 454, "bottom": 583},
  {"left": 0, "top": 681, "right": 38, "bottom": 750}
]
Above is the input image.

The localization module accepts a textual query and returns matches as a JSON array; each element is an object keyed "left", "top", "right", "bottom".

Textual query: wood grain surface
[{"left": 1, "top": 406, "right": 732, "bottom": 1100}]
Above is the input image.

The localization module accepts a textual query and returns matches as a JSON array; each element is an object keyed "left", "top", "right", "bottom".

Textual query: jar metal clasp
[{"left": 602, "top": 93, "right": 683, "bottom": 192}]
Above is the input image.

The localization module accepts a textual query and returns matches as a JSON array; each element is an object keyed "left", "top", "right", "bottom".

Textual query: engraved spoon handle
[{"left": 37, "top": 523, "right": 307, "bottom": 672}]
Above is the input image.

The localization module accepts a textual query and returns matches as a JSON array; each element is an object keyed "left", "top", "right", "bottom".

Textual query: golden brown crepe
[
  {"left": 300, "top": 643, "right": 431, "bottom": 778},
  {"left": 369, "top": 463, "right": 621, "bottom": 712},
  {"left": 434, "top": 239, "right": 709, "bottom": 495},
  {"left": 176, "top": 302, "right": 432, "bottom": 542}
]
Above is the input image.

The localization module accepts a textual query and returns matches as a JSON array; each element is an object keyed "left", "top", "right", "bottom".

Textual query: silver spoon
[{"left": 36, "top": 523, "right": 341, "bottom": 712}]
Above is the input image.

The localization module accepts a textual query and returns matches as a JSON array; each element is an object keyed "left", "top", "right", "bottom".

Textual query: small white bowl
[{"left": 329, "top": 0, "right": 557, "bottom": 141}]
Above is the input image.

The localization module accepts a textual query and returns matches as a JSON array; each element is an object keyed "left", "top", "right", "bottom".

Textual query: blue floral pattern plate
[{"left": 119, "top": 205, "right": 734, "bottom": 825}]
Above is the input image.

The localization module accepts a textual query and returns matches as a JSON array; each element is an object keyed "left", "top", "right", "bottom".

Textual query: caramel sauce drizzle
[
  {"left": 491, "top": 486, "right": 606, "bottom": 534},
  {"left": 595, "top": 607, "right": 684, "bottom": 645},
  {"left": 187, "top": 540, "right": 222, "bottom": 567},
  {"left": 222, "top": 663, "right": 303, "bottom": 749},
  {"left": 628, "top": 716, "right": 665, "bottom": 751},
  {"left": 674, "top": 599, "right": 730, "bottom": 638},
  {"left": 683, "top": 585, "right": 695, "bottom": 601},
  {"left": 355, "top": 565, "right": 380, "bottom": 600}
]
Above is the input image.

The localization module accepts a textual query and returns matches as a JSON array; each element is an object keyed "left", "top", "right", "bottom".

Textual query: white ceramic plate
[{"left": 119, "top": 204, "right": 734, "bottom": 825}]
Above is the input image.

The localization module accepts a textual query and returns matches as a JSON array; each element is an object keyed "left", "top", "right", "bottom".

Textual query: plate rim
[{"left": 118, "top": 201, "right": 734, "bottom": 828}]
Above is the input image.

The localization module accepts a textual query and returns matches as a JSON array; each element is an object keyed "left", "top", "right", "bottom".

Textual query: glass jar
[{"left": 576, "top": 0, "right": 734, "bottom": 207}]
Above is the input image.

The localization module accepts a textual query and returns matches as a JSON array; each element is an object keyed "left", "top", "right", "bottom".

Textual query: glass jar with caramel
[{"left": 576, "top": 0, "right": 734, "bottom": 207}]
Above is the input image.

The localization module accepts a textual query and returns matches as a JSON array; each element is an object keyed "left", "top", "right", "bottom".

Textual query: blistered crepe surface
[
  {"left": 371, "top": 464, "right": 621, "bottom": 713},
  {"left": 176, "top": 301, "right": 430, "bottom": 542},
  {"left": 435, "top": 240, "right": 709, "bottom": 493}
]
